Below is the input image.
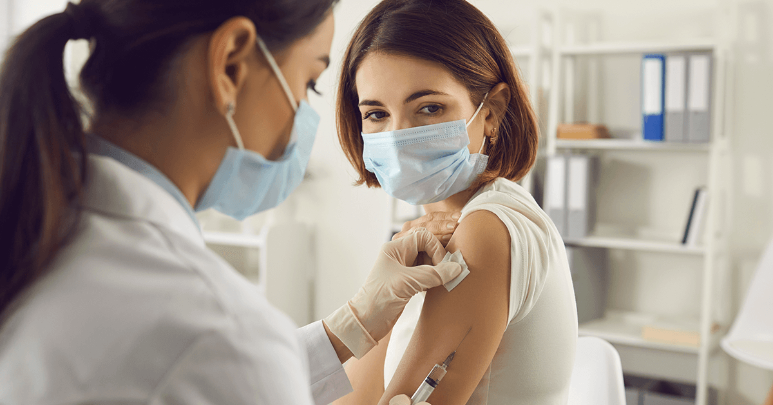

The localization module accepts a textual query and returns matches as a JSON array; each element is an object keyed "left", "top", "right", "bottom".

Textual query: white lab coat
[{"left": 0, "top": 155, "right": 352, "bottom": 404}]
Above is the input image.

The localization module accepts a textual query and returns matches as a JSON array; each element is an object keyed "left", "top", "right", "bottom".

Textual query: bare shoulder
[{"left": 447, "top": 209, "right": 511, "bottom": 277}]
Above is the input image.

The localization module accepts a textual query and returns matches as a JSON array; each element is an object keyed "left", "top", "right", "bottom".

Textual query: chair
[
  {"left": 568, "top": 336, "right": 627, "bottom": 405},
  {"left": 721, "top": 236, "right": 773, "bottom": 404}
]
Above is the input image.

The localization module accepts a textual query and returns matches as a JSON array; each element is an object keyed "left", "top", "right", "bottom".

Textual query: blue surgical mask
[
  {"left": 362, "top": 95, "right": 489, "bottom": 205},
  {"left": 195, "top": 35, "right": 320, "bottom": 220}
]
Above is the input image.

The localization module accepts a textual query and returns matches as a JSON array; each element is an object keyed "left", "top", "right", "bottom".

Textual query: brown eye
[
  {"left": 363, "top": 111, "right": 388, "bottom": 120},
  {"left": 420, "top": 104, "right": 442, "bottom": 114}
]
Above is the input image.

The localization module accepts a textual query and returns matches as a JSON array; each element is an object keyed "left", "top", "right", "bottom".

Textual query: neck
[
  {"left": 90, "top": 105, "right": 227, "bottom": 208},
  {"left": 422, "top": 186, "right": 479, "bottom": 215}
]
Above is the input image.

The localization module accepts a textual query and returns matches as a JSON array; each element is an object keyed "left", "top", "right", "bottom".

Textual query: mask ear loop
[
  {"left": 256, "top": 35, "right": 298, "bottom": 113},
  {"left": 465, "top": 92, "right": 489, "bottom": 129},
  {"left": 477, "top": 136, "right": 487, "bottom": 154},
  {"left": 467, "top": 92, "right": 490, "bottom": 154},
  {"left": 225, "top": 102, "right": 245, "bottom": 150}
]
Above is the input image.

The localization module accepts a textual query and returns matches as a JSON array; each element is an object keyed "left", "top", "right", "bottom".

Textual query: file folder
[
  {"left": 568, "top": 247, "right": 607, "bottom": 323},
  {"left": 687, "top": 53, "right": 712, "bottom": 143},
  {"left": 545, "top": 155, "right": 567, "bottom": 236},
  {"left": 665, "top": 54, "right": 688, "bottom": 142},
  {"left": 642, "top": 54, "right": 666, "bottom": 141},
  {"left": 567, "top": 154, "right": 597, "bottom": 239}
]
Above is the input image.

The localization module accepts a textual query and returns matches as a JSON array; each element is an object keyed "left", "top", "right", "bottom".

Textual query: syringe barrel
[
  {"left": 426, "top": 364, "right": 448, "bottom": 382},
  {"left": 411, "top": 381, "right": 434, "bottom": 404},
  {"left": 411, "top": 364, "right": 447, "bottom": 404}
]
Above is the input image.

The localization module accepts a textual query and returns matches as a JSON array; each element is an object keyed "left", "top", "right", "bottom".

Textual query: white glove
[
  {"left": 324, "top": 228, "right": 462, "bottom": 358},
  {"left": 390, "top": 394, "right": 429, "bottom": 405}
]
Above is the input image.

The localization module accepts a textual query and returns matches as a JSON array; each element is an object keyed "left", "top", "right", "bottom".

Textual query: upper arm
[{"left": 380, "top": 210, "right": 511, "bottom": 405}]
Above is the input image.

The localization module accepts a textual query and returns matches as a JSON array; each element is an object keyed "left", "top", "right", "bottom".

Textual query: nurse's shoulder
[{"left": 0, "top": 156, "right": 310, "bottom": 405}]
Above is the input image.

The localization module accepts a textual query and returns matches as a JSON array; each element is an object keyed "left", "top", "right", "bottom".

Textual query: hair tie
[{"left": 64, "top": 2, "right": 93, "bottom": 40}]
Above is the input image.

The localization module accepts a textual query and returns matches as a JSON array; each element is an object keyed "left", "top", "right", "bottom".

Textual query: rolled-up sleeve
[{"left": 298, "top": 321, "right": 353, "bottom": 405}]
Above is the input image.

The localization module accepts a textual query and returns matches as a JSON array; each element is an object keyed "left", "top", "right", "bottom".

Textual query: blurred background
[{"left": 1, "top": 0, "right": 772, "bottom": 404}]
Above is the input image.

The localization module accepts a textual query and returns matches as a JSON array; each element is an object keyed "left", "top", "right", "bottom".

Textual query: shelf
[
  {"left": 579, "top": 311, "right": 704, "bottom": 354},
  {"left": 558, "top": 40, "right": 716, "bottom": 56},
  {"left": 564, "top": 236, "right": 706, "bottom": 255},
  {"left": 202, "top": 231, "right": 265, "bottom": 248},
  {"left": 555, "top": 139, "right": 711, "bottom": 152}
]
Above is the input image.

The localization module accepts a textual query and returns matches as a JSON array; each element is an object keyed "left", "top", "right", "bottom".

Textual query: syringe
[
  {"left": 410, "top": 351, "right": 455, "bottom": 404},
  {"left": 410, "top": 328, "right": 471, "bottom": 405}
]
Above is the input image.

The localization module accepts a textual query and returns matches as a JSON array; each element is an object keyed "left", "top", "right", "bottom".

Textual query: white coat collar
[{"left": 82, "top": 154, "right": 205, "bottom": 247}]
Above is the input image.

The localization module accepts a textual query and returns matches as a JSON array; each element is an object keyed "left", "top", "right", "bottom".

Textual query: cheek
[
  {"left": 361, "top": 117, "right": 389, "bottom": 134},
  {"left": 236, "top": 75, "right": 295, "bottom": 157},
  {"left": 465, "top": 118, "right": 486, "bottom": 153}
]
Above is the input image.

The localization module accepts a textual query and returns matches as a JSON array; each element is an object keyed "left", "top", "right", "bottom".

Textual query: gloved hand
[
  {"left": 390, "top": 394, "right": 429, "bottom": 405},
  {"left": 324, "top": 228, "right": 462, "bottom": 358}
]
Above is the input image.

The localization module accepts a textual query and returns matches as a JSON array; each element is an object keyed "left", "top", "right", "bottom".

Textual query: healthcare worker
[{"left": 0, "top": 1, "right": 463, "bottom": 404}]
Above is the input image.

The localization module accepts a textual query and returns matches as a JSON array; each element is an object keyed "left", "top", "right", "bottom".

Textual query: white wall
[
  {"left": 0, "top": 0, "right": 10, "bottom": 55},
  {"left": 7, "top": 0, "right": 65, "bottom": 37}
]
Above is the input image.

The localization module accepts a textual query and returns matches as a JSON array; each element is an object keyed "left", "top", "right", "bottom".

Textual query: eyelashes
[
  {"left": 363, "top": 110, "right": 388, "bottom": 121},
  {"left": 361, "top": 104, "right": 444, "bottom": 122},
  {"left": 307, "top": 80, "right": 321, "bottom": 96}
]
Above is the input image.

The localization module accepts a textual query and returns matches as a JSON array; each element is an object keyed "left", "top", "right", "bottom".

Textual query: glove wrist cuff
[{"left": 323, "top": 302, "right": 377, "bottom": 359}]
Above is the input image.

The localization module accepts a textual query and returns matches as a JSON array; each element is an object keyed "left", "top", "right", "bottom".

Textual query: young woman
[
  {"left": 335, "top": 1, "right": 578, "bottom": 404},
  {"left": 0, "top": 1, "right": 462, "bottom": 404}
]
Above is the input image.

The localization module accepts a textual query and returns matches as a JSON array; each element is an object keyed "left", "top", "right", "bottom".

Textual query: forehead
[
  {"left": 304, "top": 12, "right": 335, "bottom": 51},
  {"left": 355, "top": 52, "right": 467, "bottom": 99},
  {"left": 281, "top": 13, "right": 334, "bottom": 61}
]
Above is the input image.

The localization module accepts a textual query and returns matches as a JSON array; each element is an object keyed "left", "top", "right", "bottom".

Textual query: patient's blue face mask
[
  {"left": 362, "top": 95, "right": 489, "bottom": 205},
  {"left": 195, "top": 35, "right": 320, "bottom": 220}
]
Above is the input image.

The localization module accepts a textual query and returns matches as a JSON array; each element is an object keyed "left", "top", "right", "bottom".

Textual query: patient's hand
[{"left": 393, "top": 211, "right": 461, "bottom": 247}]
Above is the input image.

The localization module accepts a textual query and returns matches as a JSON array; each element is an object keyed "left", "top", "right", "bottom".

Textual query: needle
[{"left": 442, "top": 327, "right": 472, "bottom": 368}]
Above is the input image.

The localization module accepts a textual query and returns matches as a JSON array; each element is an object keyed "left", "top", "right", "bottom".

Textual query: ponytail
[{"left": 0, "top": 8, "right": 87, "bottom": 320}]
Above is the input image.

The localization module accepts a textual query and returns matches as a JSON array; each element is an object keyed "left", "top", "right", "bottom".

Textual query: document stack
[
  {"left": 643, "top": 53, "right": 712, "bottom": 143},
  {"left": 545, "top": 154, "right": 598, "bottom": 239}
]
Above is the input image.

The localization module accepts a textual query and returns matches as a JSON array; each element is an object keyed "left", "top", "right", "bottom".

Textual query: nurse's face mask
[
  {"left": 196, "top": 35, "right": 320, "bottom": 220},
  {"left": 362, "top": 93, "right": 489, "bottom": 205}
]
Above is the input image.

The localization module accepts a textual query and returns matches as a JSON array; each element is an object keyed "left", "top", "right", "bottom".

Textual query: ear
[
  {"left": 208, "top": 17, "right": 257, "bottom": 115},
  {"left": 482, "top": 82, "right": 510, "bottom": 139}
]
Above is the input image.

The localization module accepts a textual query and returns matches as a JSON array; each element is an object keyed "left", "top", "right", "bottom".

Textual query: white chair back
[
  {"left": 722, "top": 237, "right": 773, "bottom": 370},
  {"left": 568, "top": 336, "right": 627, "bottom": 405}
]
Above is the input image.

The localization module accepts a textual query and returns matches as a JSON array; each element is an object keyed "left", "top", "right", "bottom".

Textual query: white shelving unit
[
  {"left": 565, "top": 236, "right": 706, "bottom": 255},
  {"left": 556, "top": 138, "right": 711, "bottom": 152},
  {"left": 546, "top": 10, "right": 731, "bottom": 405},
  {"left": 512, "top": 10, "right": 553, "bottom": 197},
  {"left": 203, "top": 231, "right": 266, "bottom": 249}
]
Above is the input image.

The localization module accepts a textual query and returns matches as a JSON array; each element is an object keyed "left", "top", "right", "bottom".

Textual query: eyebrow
[
  {"left": 358, "top": 89, "right": 450, "bottom": 107},
  {"left": 404, "top": 89, "right": 449, "bottom": 104},
  {"left": 319, "top": 55, "right": 330, "bottom": 68}
]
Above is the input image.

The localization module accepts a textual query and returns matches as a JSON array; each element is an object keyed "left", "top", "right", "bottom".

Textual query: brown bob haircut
[{"left": 336, "top": 0, "right": 539, "bottom": 190}]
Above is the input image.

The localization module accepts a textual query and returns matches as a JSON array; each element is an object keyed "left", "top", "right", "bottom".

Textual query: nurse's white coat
[{"left": 0, "top": 155, "right": 350, "bottom": 404}]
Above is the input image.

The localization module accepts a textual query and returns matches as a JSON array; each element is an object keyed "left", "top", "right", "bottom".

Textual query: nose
[{"left": 390, "top": 115, "right": 415, "bottom": 132}]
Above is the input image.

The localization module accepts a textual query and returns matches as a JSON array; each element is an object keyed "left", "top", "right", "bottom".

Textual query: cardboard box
[{"left": 556, "top": 123, "right": 611, "bottom": 139}]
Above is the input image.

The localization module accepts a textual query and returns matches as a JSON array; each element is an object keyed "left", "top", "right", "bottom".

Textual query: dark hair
[
  {"left": 336, "top": 0, "right": 538, "bottom": 189},
  {"left": 0, "top": 0, "right": 336, "bottom": 322}
]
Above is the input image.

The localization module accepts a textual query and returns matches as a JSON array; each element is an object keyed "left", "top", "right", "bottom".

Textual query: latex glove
[
  {"left": 389, "top": 394, "right": 429, "bottom": 405},
  {"left": 324, "top": 228, "right": 462, "bottom": 358}
]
